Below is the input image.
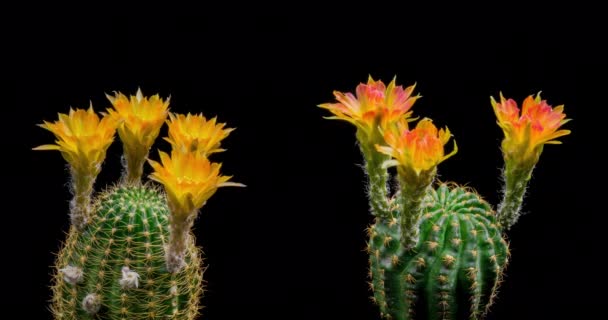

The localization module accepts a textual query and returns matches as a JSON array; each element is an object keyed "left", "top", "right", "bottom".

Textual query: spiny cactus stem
[
  {"left": 360, "top": 142, "right": 391, "bottom": 218},
  {"left": 166, "top": 213, "right": 196, "bottom": 273},
  {"left": 69, "top": 169, "right": 95, "bottom": 230},
  {"left": 498, "top": 162, "right": 534, "bottom": 229},
  {"left": 397, "top": 167, "right": 435, "bottom": 250}
]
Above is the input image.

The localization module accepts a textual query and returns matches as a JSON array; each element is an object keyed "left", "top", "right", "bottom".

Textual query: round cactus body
[
  {"left": 51, "top": 185, "right": 203, "bottom": 320},
  {"left": 369, "top": 184, "right": 509, "bottom": 320}
]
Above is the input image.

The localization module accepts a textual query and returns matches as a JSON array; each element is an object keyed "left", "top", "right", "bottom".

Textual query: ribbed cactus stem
[
  {"left": 52, "top": 186, "right": 203, "bottom": 320},
  {"left": 166, "top": 214, "right": 196, "bottom": 273},
  {"left": 397, "top": 167, "right": 435, "bottom": 250},
  {"left": 368, "top": 185, "right": 509, "bottom": 320},
  {"left": 497, "top": 162, "right": 534, "bottom": 229},
  {"left": 360, "top": 141, "right": 391, "bottom": 217},
  {"left": 69, "top": 169, "right": 96, "bottom": 230}
]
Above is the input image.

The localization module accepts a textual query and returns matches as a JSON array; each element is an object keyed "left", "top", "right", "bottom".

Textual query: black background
[{"left": 7, "top": 6, "right": 606, "bottom": 320}]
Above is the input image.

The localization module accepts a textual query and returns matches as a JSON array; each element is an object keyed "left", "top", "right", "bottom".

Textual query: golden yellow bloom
[
  {"left": 148, "top": 151, "right": 242, "bottom": 218},
  {"left": 34, "top": 106, "right": 117, "bottom": 175},
  {"left": 376, "top": 118, "right": 457, "bottom": 174},
  {"left": 318, "top": 76, "right": 419, "bottom": 138},
  {"left": 165, "top": 113, "right": 234, "bottom": 155},
  {"left": 106, "top": 88, "right": 169, "bottom": 183},
  {"left": 491, "top": 93, "right": 570, "bottom": 165},
  {"left": 106, "top": 88, "right": 169, "bottom": 149}
]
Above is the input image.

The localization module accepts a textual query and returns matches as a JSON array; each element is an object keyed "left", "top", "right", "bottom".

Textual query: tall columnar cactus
[
  {"left": 318, "top": 77, "right": 570, "bottom": 320},
  {"left": 35, "top": 89, "right": 243, "bottom": 319}
]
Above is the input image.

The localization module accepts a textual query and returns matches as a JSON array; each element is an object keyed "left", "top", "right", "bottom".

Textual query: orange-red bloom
[
  {"left": 376, "top": 118, "right": 457, "bottom": 174},
  {"left": 491, "top": 93, "right": 570, "bottom": 165},
  {"left": 318, "top": 76, "right": 419, "bottom": 138}
]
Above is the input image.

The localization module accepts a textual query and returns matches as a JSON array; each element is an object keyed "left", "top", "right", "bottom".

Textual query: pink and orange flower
[
  {"left": 491, "top": 93, "right": 570, "bottom": 165},
  {"left": 376, "top": 118, "right": 457, "bottom": 174},
  {"left": 318, "top": 76, "right": 420, "bottom": 138}
]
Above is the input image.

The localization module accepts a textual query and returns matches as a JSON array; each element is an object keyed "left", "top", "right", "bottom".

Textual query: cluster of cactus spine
[
  {"left": 318, "top": 77, "right": 570, "bottom": 320},
  {"left": 35, "top": 89, "right": 241, "bottom": 319}
]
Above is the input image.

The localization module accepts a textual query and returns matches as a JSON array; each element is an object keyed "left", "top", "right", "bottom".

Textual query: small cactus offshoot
[
  {"left": 318, "top": 76, "right": 570, "bottom": 320},
  {"left": 35, "top": 88, "right": 243, "bottom": 320}
]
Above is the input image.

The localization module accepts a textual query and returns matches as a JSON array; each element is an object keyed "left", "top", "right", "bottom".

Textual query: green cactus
[
  {"left": 318, "top": 77, "right": 570, "bottom": 319},
  {"left": 368, "top": 185, "right": 508, "bottom": 319},
  {"left": 35, "top": 89, "right": 242, "bottom": 319},
  {"left": 51, "top": 186, "right": 203, "bottom": 319}
]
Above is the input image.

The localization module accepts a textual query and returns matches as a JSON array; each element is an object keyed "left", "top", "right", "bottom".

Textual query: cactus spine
[
  {"left": 318, "top": 77, "right": 570, "bottom": 319},
  {"left": 36, "top": 89, "right": 241, "bottom": 319}
]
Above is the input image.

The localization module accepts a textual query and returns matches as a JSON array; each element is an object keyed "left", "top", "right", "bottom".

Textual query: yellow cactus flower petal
[
  {"left": 318, "top": 76, "right": 420, "bottom": 139},
  {"left": 376, "top": 118, "right": 457, "bottom": 174},
  {"left": 148, "top": 150, "right": 242, "bottom": 219},
  {"left": 164, "top": 112, "right": 234, "bottom": 155},
  {"left": 491, "top": 93, "right": 570, "bottom": 166},
  {"left": 106, "top": 88, "right": 170, "bottom": 183},
  {"left": 33, "top": 106, "right": 117, "bottom": 175}
]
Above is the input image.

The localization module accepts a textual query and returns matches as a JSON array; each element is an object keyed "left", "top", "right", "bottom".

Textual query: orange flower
[
  {"left": 165, "top": 113, "right": 234, "bottom": 155},
  {"left": 148, "top": 151, "right": 243, "bottom": 218},
  {"left": 491, "top": 93, "right": 570, "bottom": 165},
  {"left": 318, "top": 76, "right": 419, "bottom": 138},
  {"left": 376, "top": 118, "right": 457, "bottom": 174},
  {"left": 33, "top": 106, "right": 117, "bottom": 175}
]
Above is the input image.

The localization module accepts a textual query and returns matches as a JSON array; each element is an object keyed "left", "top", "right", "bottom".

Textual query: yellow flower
[
  {"left": 376, "top": 118, "right": 457, "bottom": 174},
  {"left": 106, "top": 88, "right": 169, "bottom": 149},
  {"left": 165, "top": 113, "right": 234, "bottom": 155},
  {"left": 491, "top": 93, "right": 570, "bottom": 166},
  {"left": 148, "top": 151, "right": 243, "bottom": 218},
  {"left": 106, "top": 88, "right": 169, "bottom": 183},
  {"left": 318, "top": 76, "right": 419, "bottom": 139},
  {"left": 33, "top": 106, "right": 117, "bottom": 175}
]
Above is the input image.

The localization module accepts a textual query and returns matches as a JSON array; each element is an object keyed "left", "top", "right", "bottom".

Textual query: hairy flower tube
[
  {"left": 148, "top": 150, "right": 243, "bottom": 272},
  {"left": 164, "top": 112, "right": 234, "bottom": 155},
  {"left": 492, "top": 93, "right": 571, "bottom": 228},
  {"left": 34, "top": 106, "right": 117, "bottom": 229},
  {"left": 106, "top": 88, "right": 170, "bottom": 184}
]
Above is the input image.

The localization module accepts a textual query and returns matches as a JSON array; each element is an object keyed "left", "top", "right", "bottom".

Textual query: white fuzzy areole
[
  {"left": 119, "top": 266, "right": 140, "bottom": 289},
  {"left": 82, "top": 293, "right": 101, "bottom": 314},
  {"left": 59, "top": 265, "right": 83, "bottom": 285}
]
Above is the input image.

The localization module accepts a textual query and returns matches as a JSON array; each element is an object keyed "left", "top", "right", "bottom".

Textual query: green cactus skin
[
  {"left": 51, "top": 185, "right": 203, "bottom": 320},
  {"left": 368, "top": 184, "right": 509, "bottom": 320}
]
